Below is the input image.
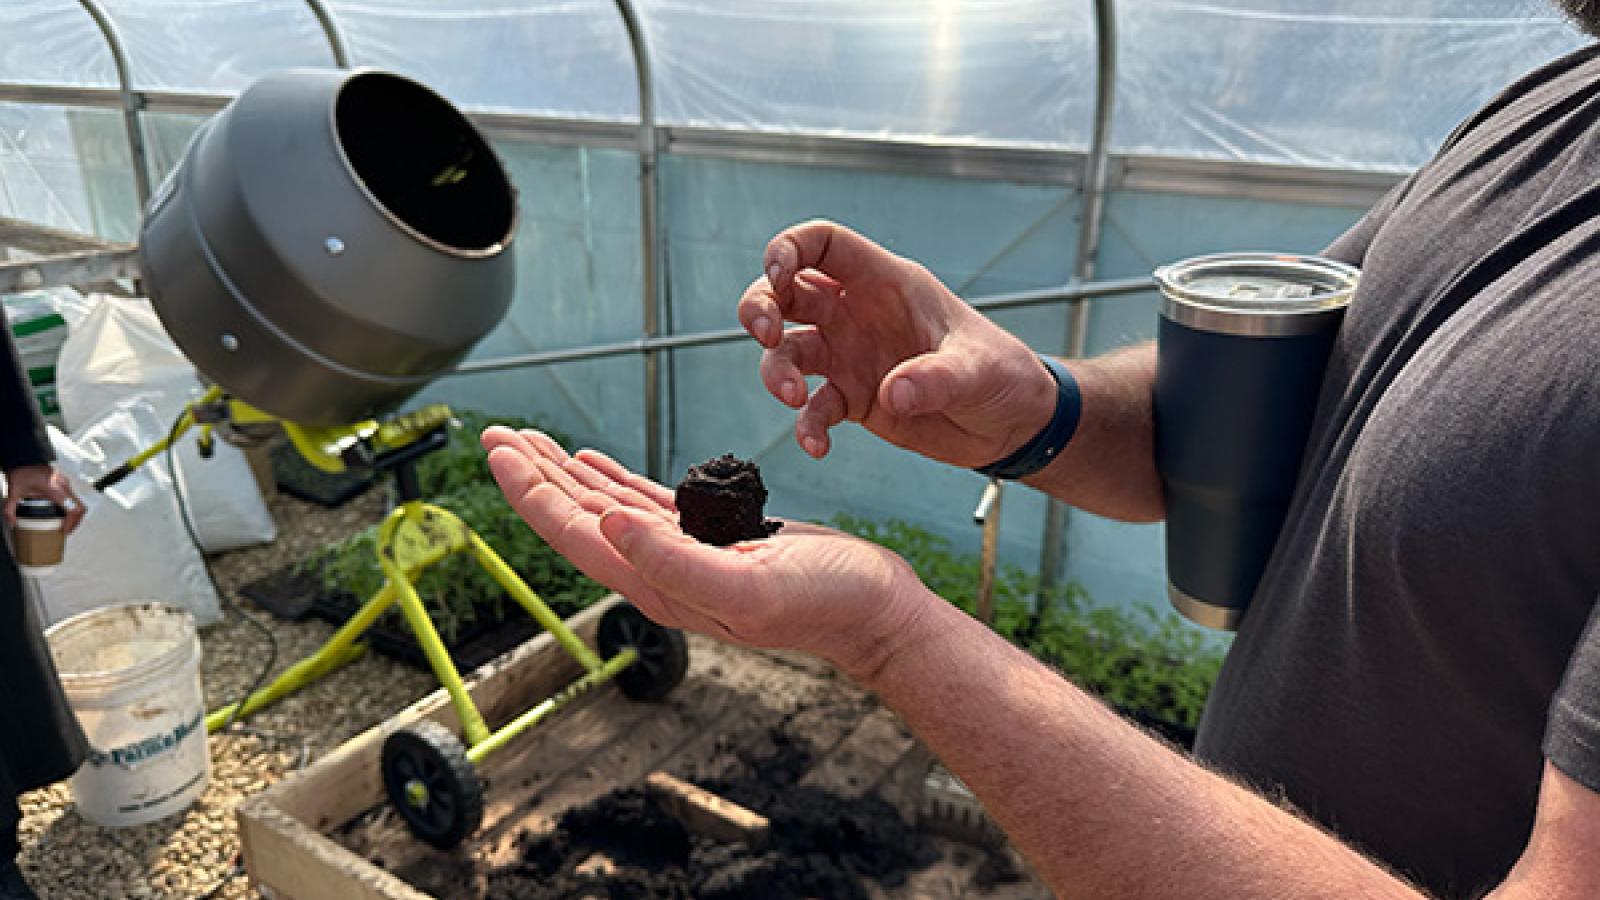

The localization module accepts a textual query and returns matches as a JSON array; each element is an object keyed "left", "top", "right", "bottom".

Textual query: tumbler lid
[
  {"left": 1155, "top": 253, "right": 1359, "bottom": 337},
  {"left": 16, "top": 498, "right": 65, "bottom": 520}
]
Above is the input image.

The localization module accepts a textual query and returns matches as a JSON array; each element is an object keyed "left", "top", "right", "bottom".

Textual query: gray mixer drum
[{"left": 139, "top": 68, "right": 518, "bottom": 425}]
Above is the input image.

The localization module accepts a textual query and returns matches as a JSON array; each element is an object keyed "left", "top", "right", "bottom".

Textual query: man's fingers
[
  {"left": 481, "top": 426, "right": 570, "bottom": 468},
  {"left": 487, "top": 446, "right": 663, "bottom": 603},
  {"left": 564, "top": 450, "right": 676, "bottom": 520},
  {"left": 737, "top": 276, "right": 785, "bottom": 349},
  {"left": 760, "top": 328, "right": 829, "bottom": 408},
  {"left": 765, "top": 220, "right": 901, "bottom": 301},
  {"left": 486, "top": 445, "right": 551, "bottom": 514},
  {"left": 487, "top": 444, "right": 603, "bottom": 526},
  {"left": 794, "top": 380, "right": 848, "bottom": 458},
  {"left": 49, "top": 481, "right": 85, "bottom": 534},
  {"left": 481, "top": 424, "right": 517, "bottom": 450},
  {"left": 779, "top": 269, "right": 843, "bottom": 326},
  {"left": 573, "top": 448, "right": 678, "bottom": 511},
  {"left": 738, "top": 268, "right": 844, "bottom": 350}
]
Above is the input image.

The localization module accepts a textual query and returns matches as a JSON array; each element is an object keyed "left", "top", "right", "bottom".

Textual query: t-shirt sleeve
[{"left": 1543, "top": 601, "right": 1600, "bottom": 793}]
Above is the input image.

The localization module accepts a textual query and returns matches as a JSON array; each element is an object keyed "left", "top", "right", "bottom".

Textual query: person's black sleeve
[
  {"left": 0, "top": 325, "right": 52, "bottom": 472},
  {"left": 1543, "top": 601, "right": 1600, "bottom": 793}
]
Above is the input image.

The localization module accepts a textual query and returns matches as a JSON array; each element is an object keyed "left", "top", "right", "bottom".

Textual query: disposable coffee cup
[
  {"left": 13, "top": 497, "right": 67, "bottom": 577},
  {"left": 1153, "top": 253, "right": 1359, "bottom": 630}
]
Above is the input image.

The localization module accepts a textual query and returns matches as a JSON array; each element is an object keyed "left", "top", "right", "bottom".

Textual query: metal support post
[
  {"left": 304, "top": 0, "right": 352, "bottom": 68},
  {"left": 76, "top": 0, "right": 152, "bottom": 209},
  {"left": 613, "top": 0, "right": 667, "bottom": 481},
  {"left": 1038, "top": 0, "right": 1118, "bottom": 604},
  {"left": 974, "top": 478, "right": 1004, "bottom": 626}
]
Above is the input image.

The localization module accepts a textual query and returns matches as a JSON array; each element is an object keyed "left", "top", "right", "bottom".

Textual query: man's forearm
[
  {"left": 845, "top": 595, "right": 1422, "bottom": 900},
  {"left": 1024, "top": 342, "right": 1163, "bottom": 522}
]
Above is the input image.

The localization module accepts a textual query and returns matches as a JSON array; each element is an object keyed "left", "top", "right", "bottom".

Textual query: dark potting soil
[
  {"left": 488, "top": 787, "right": 939, "bottom": 900},
  {"left": 483, "top": 719, "right": 948, "bottom": 899},
  {"left": 675, "top": 454, "right": 782, "bottom": 546},
  {"left": 486, "top": 781, "right": 934, "bottom": 890}
]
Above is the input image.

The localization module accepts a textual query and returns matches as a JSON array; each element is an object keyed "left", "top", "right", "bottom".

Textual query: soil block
[{"left": 675, "top": 454, "right": 782, "bottom": 546}]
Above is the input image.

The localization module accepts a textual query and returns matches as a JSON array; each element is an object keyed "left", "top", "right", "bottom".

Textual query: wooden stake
[{"left": 645, "top": 771, "right": 770, "bottom": 849}]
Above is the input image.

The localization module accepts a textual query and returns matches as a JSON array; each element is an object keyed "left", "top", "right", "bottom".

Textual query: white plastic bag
[
  {"left": 54, "top": 294, "right": 276, "bottom": 552},
  {"left": 34, "top": 401, "right": 221, "bottom": 627}
]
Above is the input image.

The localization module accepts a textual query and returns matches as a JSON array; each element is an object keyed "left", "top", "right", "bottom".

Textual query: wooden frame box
[{"left": 237, "top": 598, "right": 618, "bottom": 900}]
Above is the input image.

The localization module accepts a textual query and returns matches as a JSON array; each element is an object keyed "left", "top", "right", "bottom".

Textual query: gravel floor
[{"left": 15, "top": 486, "right": 437, "bottom": 900}]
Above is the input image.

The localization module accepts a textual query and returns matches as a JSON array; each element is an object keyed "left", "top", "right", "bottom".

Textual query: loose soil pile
[
  {"left": 342, "top": 638, "right": 1044, "bottom": 900},
  {"left": 485, "top": 726, "right": 947, "bottom": 899}
]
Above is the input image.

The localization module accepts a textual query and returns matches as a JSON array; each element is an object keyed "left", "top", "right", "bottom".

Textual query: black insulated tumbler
[{"left": 1153, "top": 253, "right": 1359, "bottom": 630}]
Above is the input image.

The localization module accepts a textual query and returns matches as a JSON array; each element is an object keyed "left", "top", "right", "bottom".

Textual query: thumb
[
  {"left": 600, "top": 507, "right": 741, "bottom": 604},
  {"left": 880, "top": 346, "right": 997, "bottom": 417}
]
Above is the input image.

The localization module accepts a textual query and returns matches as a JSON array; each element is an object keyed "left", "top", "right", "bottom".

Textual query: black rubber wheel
[
  {"left": 597, "top": 602, "right": 689, "bottom": 702},
  {"left": 381, "top": 720, "right": 484, "bottom": 849}
]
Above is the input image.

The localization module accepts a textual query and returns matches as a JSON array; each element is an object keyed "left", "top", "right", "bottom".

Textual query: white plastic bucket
[{"left": 45, "top": 602, "right": 210, "bottom": 827}]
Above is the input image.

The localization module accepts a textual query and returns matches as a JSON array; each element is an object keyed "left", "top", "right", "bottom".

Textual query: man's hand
[
  {"left": 737, "top": 220, "right": 1057, "bottom": 468},
  {"left": 3, "top": 464, "right": 85, "bottom": 533},
  {"left": 480, "top": 426, "right": 931, "bottom": 677}
]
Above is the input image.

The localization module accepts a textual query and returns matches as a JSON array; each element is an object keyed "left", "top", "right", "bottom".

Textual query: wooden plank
[
  {"left": 0, "top": 247, "right": 140, "bottom": 294},
  {"left": 508, "top": 671, "right": 741, "bottom": 832},
  {"left": 261, "top": 600, "right": 607, "bottom": 830},
  {"left": 346, "top": 634, "right": 798, "bottom": 887},
  {"left": 0, "top": 216, "right": 121, "bottom": 254},
  {"left": 373, "top": 688, "right": 656, "bottom": 886},
  {"left": 651, "top": 648, "right": 866, "bottom": 795},
  {"left": 238, "top": 802, "right": 431, "bottom": 900},
  {"left": 238, "top": 597, "right": 620, "bottom": 900},
  {"left": 645, "top": 771, "right": 770, "bottom": 848},
  {"left": 659, "top": 697, "right": 789, "bottom": 786},
  {"left": 800, "top": 705, "right": 916, "bottom": 799},
  {"left": 366, "top": 652, "right": 756, "bottom": 891}
]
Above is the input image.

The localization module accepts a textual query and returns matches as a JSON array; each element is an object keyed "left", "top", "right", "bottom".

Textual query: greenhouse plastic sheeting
[
  {"left": 2, "top": 0, "right": 331, "bottom": 93},
  {"left": 1, "top": 2, "right": 1587, "bottom": 170},
  {"left": 0, "top": 103, "right": 120, "bottom": 238},
  {"left": 643, "top": 0, "right": 1586, "bottom": 170},
  {"left": 0, "top": 2, "right": 116, "bottom": 87},
  {"left": 1113, "top": 0, "right": 1588, "bottom": 169},
  {"left": 325, "top": 0, "right": 639, "bottom": 116},
  {"left": 94, "top": 0, "right": 335, "bottom": 92}
]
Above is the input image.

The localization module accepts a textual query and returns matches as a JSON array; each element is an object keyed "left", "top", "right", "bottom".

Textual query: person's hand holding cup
[{"left": 5, "top": 464, "right": 85, "bottom": 577}]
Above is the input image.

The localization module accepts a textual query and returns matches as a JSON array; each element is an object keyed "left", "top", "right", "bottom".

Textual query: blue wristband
[{"left": 974, "top": 354, "right": 1082, "bottom": 481}]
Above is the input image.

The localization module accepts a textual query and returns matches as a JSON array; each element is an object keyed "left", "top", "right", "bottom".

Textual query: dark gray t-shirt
[{"left": 1193, "top": 43, "right": 1600, "bottom": 898}]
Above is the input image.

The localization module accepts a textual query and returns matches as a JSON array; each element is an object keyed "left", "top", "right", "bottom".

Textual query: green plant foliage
[
  {"left": 833, "top": 513, "right": 1224, "bottom": 728},
  {"left": 299, "top": 411, "right": 603, "bottom": 644},
  {"left": 415, "top": 410, "right": 572, "bottom": 499}
]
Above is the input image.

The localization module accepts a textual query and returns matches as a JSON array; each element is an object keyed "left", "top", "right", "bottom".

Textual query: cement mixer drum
[{"left": 139, "top": 68, "right": 518, "bottom": 425}]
